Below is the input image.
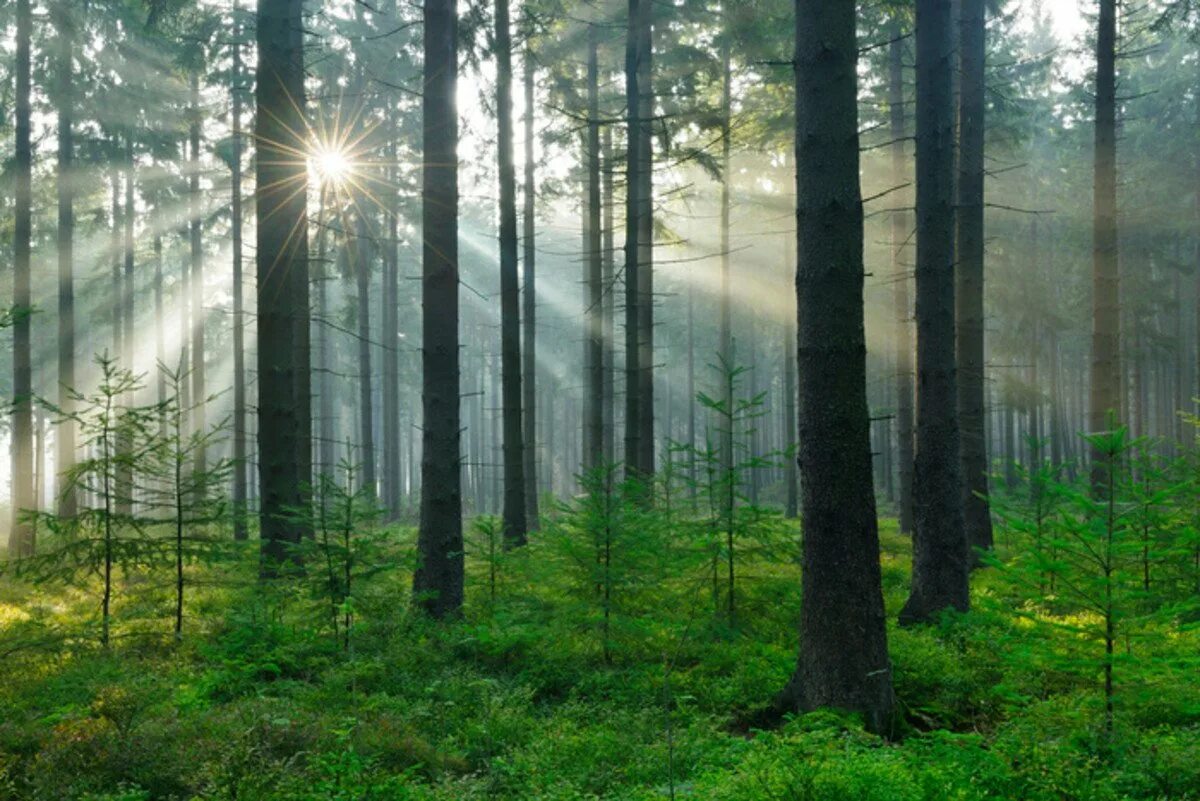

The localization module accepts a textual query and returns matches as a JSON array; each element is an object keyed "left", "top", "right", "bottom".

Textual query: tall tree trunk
[
  {"left": 356, "top": 215, "right": 376, "bottom": 495},
  {"left": 55, "top": 0, "right": 77, "bottom": 519},
  {"left": 718, "top": 38, "right": 734, "bottom": 510},
  {"left": 623, "top": 0, "right": 643, "bottom": 479},
  {"left": 1090, "top": 0, "right": 1120, "bottom": 486},
  {"left": 583, "top": 25, "right": 604, "bottom": 474},
  {"left": 522, "top": 42, "right": 540, "bottom": 529},
  {"left": 10, "top": 0, "right": 34, "bottom": 556},
  {"left": 890, "top": 20, "right": 915, "bottom": 535},
  {"left": 190, "top": 72, "right": 207, "bottom": 472},
  {"left": 315, "top": 187, "right": 335, "bottom": 482},
  {"left": 955, "top": 0, "right": 993, "bottom": 558},
  {"left": 257, "top": 0, "right": 312, "bottom": 566},
  {"left": 497, "top": 0, "right": 527, "bottom": 545},
  {"left": 231, "top": 13, "right": 248, "bottom": 540},
  {"left": 601, "top": 125, "right": 616, "bottom": 464},
  {"left": 635, "top": 0, "right": 654, "bottom": 478},
  {"left": 414, "top": 0, "right": 464, "bottom": 617},
  {"left": 781, "top": 0, "right": 893, "bottom": 735},
  {"left": 383, "top": 102, "right": 402, "bottom": 520},
  {"left": 900, "top": 0, "right": 970, "bottom": 624}
]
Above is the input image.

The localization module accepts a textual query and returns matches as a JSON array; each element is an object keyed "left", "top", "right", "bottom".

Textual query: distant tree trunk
[
  {"left": 635, "top": 0, "right": 654, "bottom": 477},
  {"left": 190, "top": 71, "right": 206, "bottom": 471},
  {"left": 256, "top": 0, "right": 312, "bottom": 566},
  {"left": 154, "top": 233, "right": 165, "bottom": 411},
  {"left": 355, "top": 215, "right": 376, "bottom": 496},
  {"left": 718, "top": 37, "right": 734, "bottom": 506},
  {"left": 583, "top": 25, "right": 604, "bottom": 474},
  {"left": 414, "top": 0, "right": 464, "bottom": 617},
  {"left": 496, "top": 0, "right": 527, "bottom": 545},
  {"left": 899, "top": 0, "right": 970, "bottom": 625},
  {"left": 623, "top": 0, "right": 643, "bottom": 479},
  {"left": 601, "top": 125, "right": 616, "bottom": 464},
  {"left": 383, "top": 126, "right": 402, "bottom": 521},
  {"left": 890, "top": 20, "right": 915, "bottom": 535},
  {"left": 123, "top": 136, "right": 135, "bottom": 380},
  {"left": 230, "top": 16, "right": 248, "bottom": 540},
  {"left": 955, "top": 0, "right": 993, "bottom": 558},
  {"left": 55, "top": 0, "right": 77, "bottom": 519},
  {"left": 315, "top": 187, "right": 335, "bottom": 482},
  {"left": 111, "top": 165, "right": 124, "bottom": 363},
  {"left": 522, "top": 43, "right": 540, "bottom": 529},
  {"left": 781, "top": 0, "right": 894, "bottom": 736},
  {"left": 10, "top": 0, "right": 34, "bottom": 556},
  {"left": 1090, "top": 0, "right": 1120, "bottom": 485}
]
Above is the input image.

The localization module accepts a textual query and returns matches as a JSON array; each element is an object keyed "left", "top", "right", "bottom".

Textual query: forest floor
[{"left": 0, "top": 516, "right": 1198, "bottom": 801}]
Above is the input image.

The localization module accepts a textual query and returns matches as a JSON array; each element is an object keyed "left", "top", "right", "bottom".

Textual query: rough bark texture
[
  {"left": 256, "top": 0, "right": 312, "bottom": 566},
  {"left": 11, "top": 0, "right": 34, "bottom": 556},
  {"left": 522, "top": 46, "right": 540, "bottom": 529},
  {"left": 497, "top": 0, "right": 527, "bottom": 545},
  {"left": 413, "top": 0, "right": 464, "bottom": 618},
  {"left": 955, "top": 0, "right": 993, "bottom": 557},
  {"left": 623, "top": 0, "right": 643, "bottom": 479},
  {"left": 900, "top": 0, "right": 971, "bottom": 624},
  {"left": 1090, "top": 0, "right": 1120, "bottom": 480},
  {"left": 889, "top": 23, "right": 915, "bottom": 536},
  {"left": 55, "top": 0, "right": 77, "bottom": 520},
  {"left": 782, "top": 0, "right": 894, "bottom": 736}
]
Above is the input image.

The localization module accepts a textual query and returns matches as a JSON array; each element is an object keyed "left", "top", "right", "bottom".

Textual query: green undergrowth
[{"left": 1, "top": 516, "right": 1198, "bottom": 800}]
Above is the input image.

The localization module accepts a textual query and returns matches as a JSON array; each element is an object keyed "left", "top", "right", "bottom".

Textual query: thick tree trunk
[
  {"left": 522, "top": 45, "right": 540, "bottom": 529},
  {"left": 10, "top": 0, "right": 34, "bottom": 556},
  {"left": 414, "top": 0, "right": 464, "bottom": 617},
  {"left": 1090, "top": 0, "right": 1120, "bottom": 485},
  {"left": 889, "top": 20, "right": 915, "bottom": 535},
  {"left": 781, "top": 0, "right": 893, "bottom": 736},
  {"left": 55, "top": 0, "right": 77, "bottom": 519},
  {"left": 257, "top": 0, "right": 312, "bottom": 566},
  {"left": 583, "top": 25, "right": 604, "bottom": 474},
  {"left": 497, "top": 0, "right": 528, "bottom": 545},
  {"left": 955, "top": 0, "right": 993, "bottom": 558},
  {"left": 900, "top": 0, "right": 971, "bottom": 624}
]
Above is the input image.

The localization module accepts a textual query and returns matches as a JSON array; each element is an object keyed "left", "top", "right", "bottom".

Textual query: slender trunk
[
  {"left": 383, "top": 112, "right": 402, "bottom": 520},
  {"left": 231, "top": 17, "right": 248, "bottom": 540},
  {"left": 623, "top": 0, "right": 643, "bottom": 479},
  {"left": 10, "top": 0, "right": 33, "bottom": 557},
  {"left": 1091, "top": 0, "right": 1120, "bottom": 487},
  {"left": 316, "top": 187, "right": 335, "bottom": 482},
  {"left": 355, "top": 215, "right": 376, "bottom": 496},
  {"left": 584, "top": 25, "right": 604, "bottom": 475},
  {"left": 718, "top": 37, "right": 734, "bottom": 496},
  {"left": 782, "top": 0, "right": 894, "bottom": 735},
  {"left": 522, "top": 44, "right": 540, "bottom": 528},
  {"left": 890, "top": 19, "right": 915, "bottom": 534},
  {"left": 602, "top": 125, "right": 616, "bottom": 465},
  {"left": 414, "top": 0, "right": 464, "bottom": 617},
  {"left": 190, "top": 72, "right": 207, "bottom": 469},
  {"left": 497, "top": 0, "right": 528, "bottom": 544},
  {"left": 257, "top": 0, "right": 313, "bottom": 566},
  {"left": 900, "top": 0, "right": 970, "bottom": 624},
  {"left": 55, "top": 0, "right": 77, "bottom": 519},
  {"left": 117, "top": 135, "right": 136, "bottom": 516},
  {"left": 635, "top": 0, "right": 655, "bottom": 477}
]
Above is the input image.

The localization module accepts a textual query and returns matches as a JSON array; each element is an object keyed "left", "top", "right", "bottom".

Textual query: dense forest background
[{"left": 0, "top": 0, "right": 1198, "bottom": 798}]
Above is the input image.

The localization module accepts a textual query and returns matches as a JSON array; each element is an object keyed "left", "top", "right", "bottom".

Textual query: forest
[{"left": 0, "top": 0, "right": 1198, "bottom": 797}]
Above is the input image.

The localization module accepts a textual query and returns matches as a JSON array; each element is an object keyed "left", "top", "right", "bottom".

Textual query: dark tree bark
[
  {"left": 190, "top": 72, "right": 206, "bottom": 471},
  {"left": 783, "top": 231, "right": 798, "bottom": 520},
  {"left": 601, "top": 125, "right": 616, "bottom": 464},
  {"left": 230, "top": 12, "right": 248, "bottom": 540},
  {"left": 889, "top": 21, "right": 915, "bottom": 535},
  {"left": 522, "top": 42, "right": 540, "bottom": 529},
  {"left": 635, "top": 0, "right": 654, "bottom": 478},
  {"left": 900, "top": 0, "right": 971, "bottom": 624},
  {"left": 413, "top": 0, "right": 464, "bottom": 617},
  {"left": 356, "top": 215, "right": 376, "bottom": 496},
  {"left": 10, "top": 0, "right": 34, "bottom": 556},
  {"left": 383, "top": 105, "right": 402, "bottom": 520},
  {"left": 256, "top": 0, "right": 312, "bottom": 566},
  {"left": 55, "top": 0, "right": 77, "bottom": 519},
  {"left": 583, "top": 25, "right": 604, "bottom": 473},
  {"left": 781, "top": 0, "right": 893, "bottom": 736},
  {"left": 1090, "top": 0, "right": 1120, "bottom": 482},
  {"left": 623, "top": 0, "right": 643, "bottom": 479},
  {"left": 497, "top": 0, "right": 528, "bottom": 545},
  {"left": 955, "top": 0, "right": 993, "bottom": 559}
]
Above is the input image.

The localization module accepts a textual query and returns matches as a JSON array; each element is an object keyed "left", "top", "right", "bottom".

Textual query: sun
[{"left": 313, "top": 146, "right": 352, "bottom": 184}]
